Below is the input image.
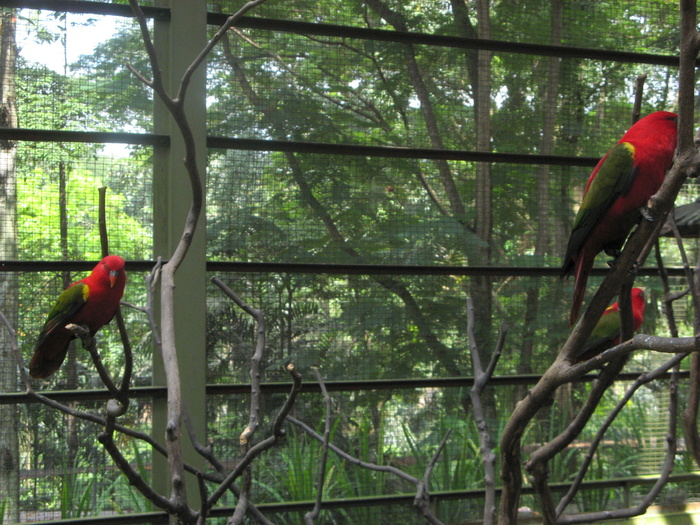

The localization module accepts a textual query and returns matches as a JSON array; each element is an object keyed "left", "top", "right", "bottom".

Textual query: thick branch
[
  {"left": 467, "top": 298, "right": 505, "bottom": 525},
  {"left": 499, "top": 146, "right": 700, "bottom": 523},
  {"left": 555, "top": 352, "right": 687, "bottom": 518},
  {"left": 557, "top": 363, "right": 681, "bottom": 524},
  {"left": 207, "top": 363, "right": 302, "bottom": 509}
]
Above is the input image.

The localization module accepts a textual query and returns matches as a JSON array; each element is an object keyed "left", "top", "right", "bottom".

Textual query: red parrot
[
  {"left": 562, "top": 111, "right": 677, "bottom": 326},
  {"left": 29, "top": 255, "right": 127, "bottom": 379},
  {"left": 575, "top": 287, "right": 645, "bottom": 362}
]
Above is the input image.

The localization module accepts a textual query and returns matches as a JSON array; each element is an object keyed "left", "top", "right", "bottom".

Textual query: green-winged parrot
[
  {"left": 576, "top": 287, "right": 645, "bottom": 362},
  {"left": 29, "top": 255, "right": 127, "bottom": 379},
  {"left": 562, "top": 111, "right": 677, "bottom": 326}
]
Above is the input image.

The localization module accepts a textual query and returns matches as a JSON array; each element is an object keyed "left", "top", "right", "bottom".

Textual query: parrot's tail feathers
[
  {"left": 569, "top": 255, "right": 591, "bottom": 327},
  {"left": 29, "top": 332, "right": 72, "bottom": 379}
]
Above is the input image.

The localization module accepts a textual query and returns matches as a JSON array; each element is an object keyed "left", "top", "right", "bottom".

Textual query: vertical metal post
[{"left": 152, "top": 0, "right": 207, "bottom": 506}]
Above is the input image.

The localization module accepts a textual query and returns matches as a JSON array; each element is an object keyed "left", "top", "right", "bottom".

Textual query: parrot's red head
[
  {"left": 630, "top": 287, "right": 645, "bottom": 323},
  {"left": 623, "top": 111, "right": 678, "bottom": 149},
  {"left": 100, "top": 255, "right": 126, "bottom": 288}
]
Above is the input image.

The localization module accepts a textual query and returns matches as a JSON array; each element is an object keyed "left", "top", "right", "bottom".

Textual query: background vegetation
[{"left": 1, "top": 1, "right": 698, "bottom": 523}]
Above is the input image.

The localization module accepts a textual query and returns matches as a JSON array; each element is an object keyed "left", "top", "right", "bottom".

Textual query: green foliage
[
  {"left": 8, "top": 1, "right": 695, "bottom": 522},
  {"left": 60, "top": 461, "right": 94, "bottom": 519},
  {"left": 108, "top": 441, "right": 151, "bottom": 514},
  {"left": 17, "top": 165, "right": 150, "bottom": 260}
]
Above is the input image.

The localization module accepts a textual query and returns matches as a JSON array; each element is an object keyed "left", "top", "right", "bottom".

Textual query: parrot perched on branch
[
  {"left": 562, "top": 111, "right": 677, "bottom": 326},
  {"left": 29, "top": 255, "right": 127, "bottom": 379},
  {"left": 576, "top": 287, "right": 645, "bottom": 362}
]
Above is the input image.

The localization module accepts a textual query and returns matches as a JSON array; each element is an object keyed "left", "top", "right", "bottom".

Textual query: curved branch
[{"left": 555, "top": 352, "right": 687, "bottom": 518}]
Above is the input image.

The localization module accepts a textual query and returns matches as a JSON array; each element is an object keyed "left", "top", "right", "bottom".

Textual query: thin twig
[
  {"left": 65, "top": 323, "right": 121, "bottom": 397},
  {"left": 414, "top": 430, "right": 450, "bottom": 525},
  {"left": 96, "top": 184, "right": 132, "bottom": 413},
  {"left": 208, "top": 363, "right": 303, "bottom": 509},
  {"left": 180, "top": 408, "right": 276, "bottom": 525},
  {"left": 211, "top": 276, "right": 265, "bottom": 446},
  {"left": 304, "top": 369, "right": 332, "bottom": 524},
  {"left": 557, "top": 362, "right": 682, "bottom": 524},
  {"left": 184, "top": 407, "right": 226, "bottom": 473},
  {"left": 674, "top": 208, "right": 700, "bottom": 467},
  {"left": 99, "top": 425, "right": 184, "bottom": 518},
  {"left": 288, "top": 415, "right": 419, "bottom": 484},
  {"left": 467, "top": 297, "right": 505, "bottom": 525},
  {"left": 289, "top": 414, "right": 448, "bottom": 524},
  {"left": 555, "top": 351, "right": 688, "bottom": 517},
  {"left": 113, "top": 309, "right": 132, "bottom": 410},
  {"left": 212, "top": 276, "right": 268, "bottom": 523}
]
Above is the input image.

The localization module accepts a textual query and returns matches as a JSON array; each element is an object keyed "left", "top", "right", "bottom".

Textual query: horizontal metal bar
[
  {"left": 0, "top": 260, "right": 161, "bottom": 272},
  {"left": 0, "top": 128, "right": 170, "bottom": 146},
  {"left": 16, "top": 512, "right": 168, "bottom": 525},
  {"left": 0, "top": 259, "right": 689, "bottom": 277},
  {"left": 0, "top": 385, "right": 167, "bottom": 405},
  {"left": 30, "top": 472, "right": 699, "bottom": 524},
  {"left": 207, "top": 261, "right": 684, "bottom": 277},
  {"left": 1, "top": 2, "right": 682, "bottom": 68},
  {"left": 0, "top": 129, "right": 597, "bottom": 166},
  {"left": 206, "top": 370, "right": 690, "bottom": 396},
  {"left": 2, "top": 370, "right": 688, "bottom": 405},
  {"left": 207, "top": 136, "right": 600, "bottom": 166},
  {"left": 214, "top": 14, "right": 683, "bottom": 67},
  {"left": 0, "top": 0, "right": 170, "bottom": 20},
  {"left": 207, "top": 472, "right": 700, "bottom": 515}
]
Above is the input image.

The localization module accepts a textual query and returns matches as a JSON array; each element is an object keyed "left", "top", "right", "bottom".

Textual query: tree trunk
[
  {"left": 517, "top": 0, "right": 563, "bottom": 388},
  {"left": 0, "top": 8, "right": 19, "bottom": 523},
  {"left": 471, "top": 0, "right": 494, "bottom": 362}
]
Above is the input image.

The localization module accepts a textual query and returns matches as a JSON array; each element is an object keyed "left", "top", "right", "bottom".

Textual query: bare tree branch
[
  {"left": 288, "top": 416, "right": 419, "bottom": 484},
  {"left": 467, "top": 297, "right": 505, "bottom": 525},
  {"left": 208, "top": 363, "right": 303, "bottom": 509},
  {"left": 65, "top": 324, "right": 126, "bottom": 412},
  {"left": 288, "top": 415, "right": 448, "bottom": 524},
  {"left": 555, "top": 352, "right": 687, "bottom": 518},
  {"left": 414, "top": 430, "right": 450, "bottom": 525},
  {"left": 499, "top": 2, "right": 700, "bottom": 520},
  {"left": 304, "top": 369, "right": 332, "bottom": 524},
  {"left": 557, "top": 363, "right": 681, "bottom": 524}
]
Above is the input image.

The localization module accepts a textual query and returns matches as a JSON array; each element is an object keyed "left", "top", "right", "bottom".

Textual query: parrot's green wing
[
  {"left": 566, "top": 142, "right": 636, "bottom": 262},
  {"left": 577, "top": 308, "right": 621, "bottom": 359},
  {"left": 35, "top": 282, "right": 89, "bottom": 346}
]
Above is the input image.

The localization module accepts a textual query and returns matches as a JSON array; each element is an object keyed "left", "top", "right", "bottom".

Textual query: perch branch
[
  {"left": 65, "top": 323, "right": 120, "bottom": 396},
  {"left": 288, "top": 416, "right": 419, "bottom": 484},
  {"left": 304, "top": 369, "right": 332, "bottom": 524},
  {"left": 557, "top": 363, "right": 681, "bottom": 524},
  {"left": 467, "top": 297, "right": 505, "bottom": 525},
  {"left": 499, "top": 2, "right": 700, "bottom": 519},
  {"left": 555, "top": 351, "right": 688, "bottom": 518},
  {"left": 414, "top": 430, "right": 450, "bottom": 525},
  {"left": 207, "top": 363, "right": 303, "bottom": 509}
]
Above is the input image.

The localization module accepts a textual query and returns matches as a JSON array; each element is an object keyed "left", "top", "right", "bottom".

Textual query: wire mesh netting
[
  {"left": 15, "top": 400, "right": 154, "bottom": 521},
  {"left": 1, "top": 1, "right": 699, "bottom": 524}
]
